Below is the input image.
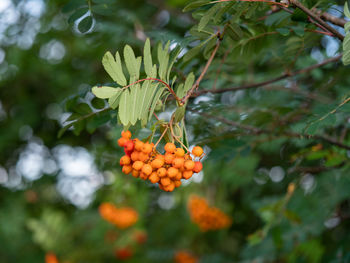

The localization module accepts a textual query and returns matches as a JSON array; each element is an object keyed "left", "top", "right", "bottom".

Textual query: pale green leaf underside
[
  {"left": 102, "top": 52, "right": 127, "bottom": 86},
  {"left": 92, "top": 86, "right": 122, "bottom": 99}
]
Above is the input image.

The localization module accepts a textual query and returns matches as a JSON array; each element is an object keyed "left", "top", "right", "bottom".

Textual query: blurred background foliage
[{"left": 1, "top": 0, "right": 350, "bottom": 262}]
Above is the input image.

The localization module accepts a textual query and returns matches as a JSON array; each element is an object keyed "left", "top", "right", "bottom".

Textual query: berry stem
[{"left": 154, "top": 126, "right": 169, "bottom": 149}]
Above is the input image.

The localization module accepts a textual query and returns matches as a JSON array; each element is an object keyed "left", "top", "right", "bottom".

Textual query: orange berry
[
  {"left": 193, "top": 162, "right": 203, "bottom": 173},
  {"left": 132, "top": 170, "right": 139, "bottom": 178},
  {"left": 156, "top": 154, "right": 165, "bottom": 161},
  {"left": 138, "top": 152, "right": 150, "bottom": 162},
  {"left": 149, "top": 172, "right": 160, "bottom": 183},
  {"left": 174, "top": 148, "right": 185, "bottom": 157},
  {"left": 139, "top": 172, "right": 148, "bottom": 180},
  {"left": 151, "top": 158, "right": 164, "bottom": 169},
  {"left": 192, "top": 146, "right": 204, "bottom": 157},
  {"left": 122, "top": 165, "right": 132, "bottom": 174},
  {"left": 164, "top": 142, "right": 176, "bottom": 153},
  {"left": 118, "top": 137, "right": 128, "bottom": 147},
  {"left": 175, "top": 171, "right": 182, "bottom": 180},
  {"left": 135, "top": 140, "right": 144, "bottom": 151},
  {"left": 131, "top": 151, "right": 139, "bottom": 162},
  {"left": 124, "top": 140, "right": 134, "bottom": 152},
  {"left": 167, "top": 167, "right": 178, "bottom": 178},
  {"left": 183, "top": 170, "right": 193, "bottom": 179},
  {"left": 120, "top": 155, "right": 131, "bottom": 166},
  {"left": 172, "top": 157, "right": 184, "bottom": 169},
  {"left": 161, "top": 177, "right": 171, "bottom": 186},
  {"left": 174, "top": 180, "right": 182, "bottom": 187},
  {"left": 142, "top": 164, "right": 153, "bottom": 175},
  {"left": 184, "top": 154, "right": 192, "bottom": 160},
  {"left": 184, "top": 160, "right": 195, "bottom": 170},
  {"left": 164, "top": 181, "right": 175, "bottom": 192},
  {"left": 121, "top": 130, "right": 132, "bottom": 139},
  {"left": 164, "top": 153, "right": 175, "bottom": 164},
  {"left": 157, "top": 167, "right": 167, "bottom": 177},
  {"left": 142, "top": 143, "right": 153, "bottom": 154},
  {"left": 132, "top": 161, "right": 144, "bottom": 171}
]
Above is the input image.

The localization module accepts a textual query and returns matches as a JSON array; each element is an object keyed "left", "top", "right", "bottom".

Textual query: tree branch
[
  {"left": 289, "top": 0, "right": 344, "bottom": 41},
  {"left": 195, "top": 111, "right": 350, "bottom": 151},
  {"left": 193, "top": 54, "right": 342, "bottom": 96}
]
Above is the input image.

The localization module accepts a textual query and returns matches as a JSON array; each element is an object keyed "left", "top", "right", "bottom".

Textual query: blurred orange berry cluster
[
  {"left": 188, "top": 196, "right": 232, "bottom": 231},
  {"left": 99, "top": 202, "right": 138, "bottom": 229},
  {"left": 174, "top": 251, "right": 198, "bottom": 263},
  {"left": 118, "top": 130, "right": 204, "bottom": 192},
  {"left": 45, "top": 253, "right": 59, "bottom": 263}
]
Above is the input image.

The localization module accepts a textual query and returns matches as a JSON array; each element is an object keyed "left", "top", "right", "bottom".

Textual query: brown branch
[
  {"left": 289, "top": 0, "right": 344, "bottom": 41},
  {"left": 181, "top": 30, "right": 224, "bottom": 104},
  {"left": 313, "top": 8, "right": 347, "bottom": 28},
  {"left": 196, "top": 111, "right": 350, "bottom": 151},
  {"left": 193, "top": 54, "right": 342, "bottom": 96}
]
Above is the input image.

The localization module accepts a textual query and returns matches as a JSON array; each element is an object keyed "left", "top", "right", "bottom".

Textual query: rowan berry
[
  {"left": 138, "top": 152, "right": 150, "bottom": 162},
  {"left": 139, "top": 172, "right": 148, "bottom": 180},
  {"left": 174, "top": 148, "right": 185, "bottom": 157},
  {"left": 164, "top": 181, "right": 175, "bottom": 192},
  {"left": 115, "top": 247, "right": 133, "bottom": 260},
  {"left": 122, "top": 165, "right": 132, "bottom": 174},
  {"left": 164, "top": 152, "right": 175, "bottom": 164},
  {"left": 118, "top": 137, "right": 128, "bottom": 147},
  {"left": 172, "top": 157, "right": 184, "bottom": 169},
  {"left": 157, "top": 167, "right": 167, "bottom": 177},
  {"left": 132, "top": 170, "right": 139, "bottom": 178},
  {"left": 184, "top": 160, "right": 195, "bottom": 170},
  {"left": 192, "top": 146, "right": 204, "bottom": 157},
  {"left": 182, "top": 170, "right": 193, "bottom": 179},
  {"left": 142, "top": 143, "right": 153, "bottom": 154},
  {"left": 151, "top": 158, "right": 164, "bottom": 169},
  {"left": 167, "top": 167, "right": 178, "bottom": 178},
  {"left": 175, "top": 171, "right": 182, "bottom": 180},
  {"left": 124, "top": 140, "right": 134, "bottom": 152},
  {"left": 164, "top": 142, "right": 176, "bottom": 153},
  {"left": 45, "top": 253, "right": 59, "bottom": 263},
  {"left": 193, "top": 162, "right": 203, "bottom": 173},
  {"left": 184, "top": 154, "right": 192, "bottom": 160},
  {"left": 131, "top": 151, "right": 139, "bottom": 162},
  {"left": 120, "top": 155, "right": 131, "bottom": 166},
  {"left": 141, "top": 164, "right": 153, "bottom": 176},
  {"left": 156, "top": 154, "right": 165, "bottom": 161},
  {"left": 174, "top": 180, "right": 182, "bottom": 188},
  {"left": 132, "top": 161, "right": 144, "bottom": 171},
  {"left": 121, "top": 130, "right": 132, "bottom": 139},
  {"left": 149, "top": 172, "right": 160, "bottom": 183},
  {"left": 135, "top": 140, "right": 144, "bottom": 151},
  {"left": 161, "top": 177, "right": 171, "bottom": 186}
]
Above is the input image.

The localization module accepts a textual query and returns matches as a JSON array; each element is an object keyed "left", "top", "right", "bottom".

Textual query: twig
[
  {"left": 181, "top": 28, "right": 225, "bottom": 104},
  {"left": 193, "top": 54, "right": 342, "bottom": 96},
  {"left": 154, "top": 126, "right": 168, "bottom": 149},
  {"left": 195, "top": 111, "right": 350, "bottom": 151},
  {"left": 289, "top": 0, "right": 344, "bottom": 41}
]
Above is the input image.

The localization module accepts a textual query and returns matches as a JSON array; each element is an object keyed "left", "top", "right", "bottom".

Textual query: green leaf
[
  {"left": 77, "top": 15, "right": 93, "bottom": 33},
  {"left": 102, "top": 52, "right": 127, "bottom": 86},
  {"left": 124, "top": 45, "right": 140, "bottom": 79},
  {"left": 129, "top": 84, "right": 140, "bottom": 125},
  {"left": 108, "top": 90, "right": 122, "bottom": 109},
  {"left": 345, "top": 2, "right": 350, "bottom": 18},
  {"left": 68, "top": 8, "right": 88, "bottom": 24},
  {"left": 62, "top": 0, "right": 86, "bottom": 13},
  {"left": 342, "top": 33, "right": 350, "bottom": 66},
  {"left": 198, "top": 5, "right": 218, "bottom": 32},
  {"left": 119, "top": 90, "right": 130, "bottom": 126},
  {"left": 91, "top": 4, "right": 115, "bottom": 16},
  {"left": 345, "top": 21, "right": 350, "bottom": 33},
  {"left": 148, "top": 87, "right": 165, "bottom": 121},
  {"left": 91, "top": 98, "right": 105, "bottom": 109},
  {"left": 173, "top": 106, "right": 186, "bottom": 122},
  {"left": 203, "top": 37, "right": 217, "bottom": 59},
  {"left": 182, "top": 72, "right": 195, "bottom": 97},
  {"left": 183, "top": 44, "right": 202, "bottom": 62},
  {"left": 183, "top": 0, "right": 210, "bottom": 12},
  {"left": 74, "top": 103, "right": 92, "bottom": 115},
  {"left": 226, "top": 24, "right": 243, "bottom": 41},
  {"left": 92, "top": 86, "right": 122, "bottom": 99},
  {"left": 276, "top": 28, "right": 290, "bottom": 36},
  {"left": 181, "top": 120, "right": 189, "bottom": 149},
  {"left": 143, "top": 38, "right": 153, "bottom": 77},
  {"left": 291, "top": 8, "right": 308, "bottom": 22},
  {"left": 141, "top": 82, "right": 159, "bottom": 125},
  {"left": 214, "top": 2, "right": 234, "bottom": 24},
  {"left": 167, "top": 45, "right": 182, "bottom": 82},
  {"left": 157, "top": 41, "right": 170, "bottom": 80},
  {"left": 138, "top": 81, "right": 152, "bottom": 120}
]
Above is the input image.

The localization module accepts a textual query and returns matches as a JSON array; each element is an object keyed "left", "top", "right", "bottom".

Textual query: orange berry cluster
[
  {"left": 45, "top": 253, "right": 59, "bottom": 263},
  {"left": 188, "top": 196, "right": 232, "bottom": 231},
  {"left": 117, "top": 130, "right": 204, "bottom": 192},
  {"left": 174, "top": 251, "right": 198, "bottom": 263},
  {"left": 99, "top": 202, "right": 138, "bottom": 229}
]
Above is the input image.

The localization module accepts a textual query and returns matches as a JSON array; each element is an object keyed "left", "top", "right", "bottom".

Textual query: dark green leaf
[
  {"left": 183, "top": 0, "right": 210, "bottom": 12},
  {"left": 91, "top": 98, "right": 105, "bottom": 109},
  {"left": 78, "top": 15, "right": 93, "bottom": 34},
  {"left": 62, "top": 0, "right": 86, "bottom": 13},
  {"left": 68, "top": 8, "right": 88, "bottom": 24}
]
